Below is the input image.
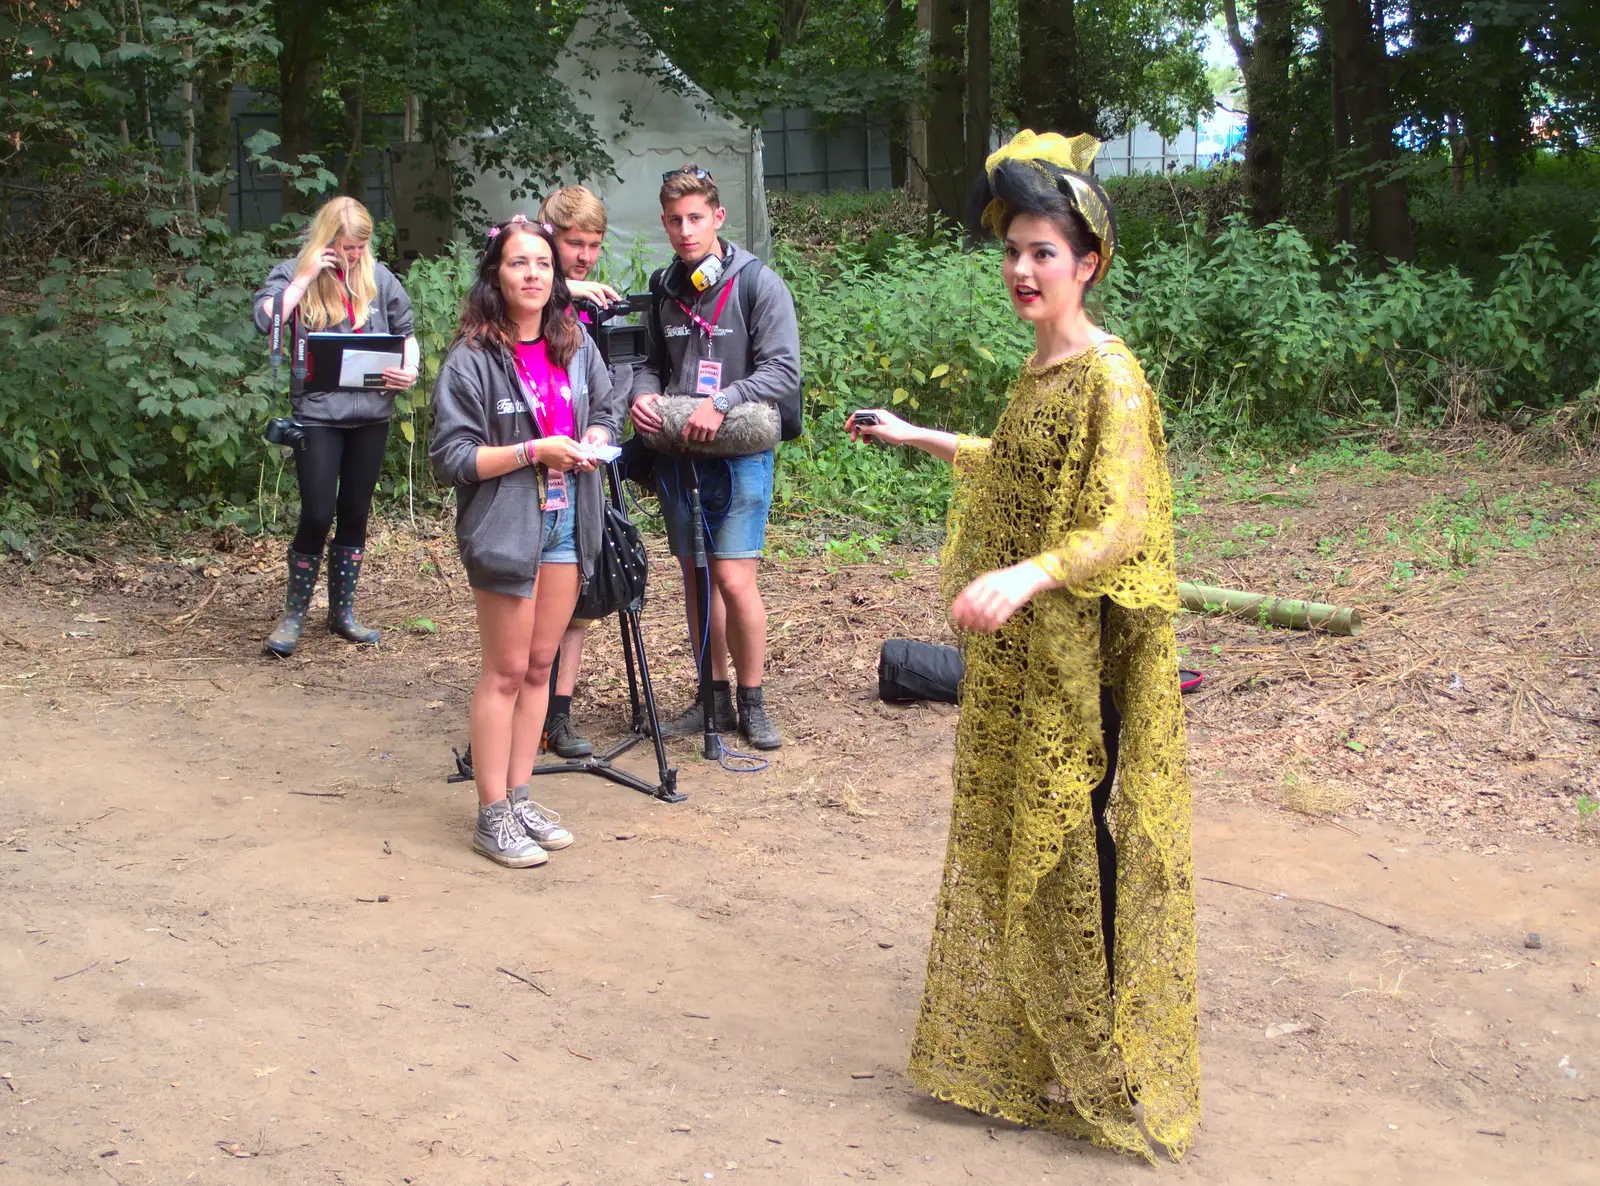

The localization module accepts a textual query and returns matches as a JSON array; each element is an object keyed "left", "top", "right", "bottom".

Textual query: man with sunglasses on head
[{"left": 630, "top": 164, "right": 802, "bottom": 751}]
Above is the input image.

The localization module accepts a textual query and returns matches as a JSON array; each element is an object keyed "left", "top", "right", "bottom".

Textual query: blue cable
[{"left": 678, "top": 456, "right": 769, "bottom": 775}]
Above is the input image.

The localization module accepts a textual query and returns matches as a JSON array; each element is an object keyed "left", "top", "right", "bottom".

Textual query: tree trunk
[
  {"left": 340, "top": 82, "right": 365, "bottom": 198},
  {"left": 180, "top": 42, "right": 198, "bottom": 213},
  {"left": 1330, "top": 48, "right": 1352, "bottom": 245},
  {"left": 276, "top": 0, "right": 323, "bottom": 215},
  {"left": 1225, "top": 0, "right": 1293, "bottom": 226},
  {"left": 881, "top": 0, "right": 910, "bottom": 190},
  {"left": 1471, "top": 18, "right": 1528, "bottom": 186},
  {"left": 1018, "top": 0, "right": 1087, "bottom": 135},
  {"left": 924, "top": 0, "right": 967, "bottom": 223},
  {"left": 907, "top": 0, "right": 931, "bottom": 208},
  {"left": 1447, "top": 113, "right": 1465, "bottom": 194},
  {"left": 767, "top": 0, "right": 812, "bottom": 63},
  {"left": 195, "top": 48, "right": 236, "bottom": 218},
  {"left": 1326, "top": 0, "right": 1413, "bottom": 262},
  {"left": 965, "top": 0, "right": 991, "bottom": 184}
]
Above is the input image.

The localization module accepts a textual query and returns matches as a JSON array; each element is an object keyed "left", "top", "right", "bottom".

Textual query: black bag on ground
[
  {"left": 573, "top": 494, "right": 648, "bottom": 620},
  {"left": 878, "top": 639, "right": 963, "bottom": 704}
]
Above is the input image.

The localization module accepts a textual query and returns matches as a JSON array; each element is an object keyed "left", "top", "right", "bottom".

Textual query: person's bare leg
[
  {"left": 554, "top": 621, "right": 586, "bottom": 697},
  {"left": 711, "top": 555, "right": 778, "bottom": 748},
  {"left": 506, "top": 563, "right": 580, "bottom": 789},
  {"left": 678, "top": 557, "right": 731, "bottom": 681},
  {"left": 709, "top": 556, "right": 764, "bottom": 686},
  {"left": 469, "top": 589, "right": 535, "bottom": 807}
]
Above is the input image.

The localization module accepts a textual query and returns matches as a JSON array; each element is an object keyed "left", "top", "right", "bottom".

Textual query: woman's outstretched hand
[
  {"left": 847, "top": 408, "right": 916, "bottom": 447},
  {"left": 952, "top": 562, "right": 1052, "bottom": 634}
]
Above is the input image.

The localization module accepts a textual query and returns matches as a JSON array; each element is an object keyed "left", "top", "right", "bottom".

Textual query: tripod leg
[
  {"left": 619, "top": 606, "right": 644, "bottom": 733},
  {"left": 684, "top": 473, "right": 719, "bottom": 761},
  {"left": 624, "top": 604, "right": 674, "bottom": 791}
]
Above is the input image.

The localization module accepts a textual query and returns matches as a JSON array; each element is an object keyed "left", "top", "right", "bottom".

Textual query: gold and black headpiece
[{"left": 966, "top": 130, "right": 1117, "bottom": 285}]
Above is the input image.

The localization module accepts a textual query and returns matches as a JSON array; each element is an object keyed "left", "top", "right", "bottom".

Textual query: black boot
[
  {"left": 325, "top": 544, "right": 381, "bottom": 644},
  {"left": 653, "top": 682, "right": 736, "bottom": 738},
  {"left": 545, "top": 714, "right": 594, "bottom": 758},
  {"left": 265, "top": 548, "right": 322, "bottom": 657},
  {"left": 737, "top": 685, "right": 782, "bottom": 751}
]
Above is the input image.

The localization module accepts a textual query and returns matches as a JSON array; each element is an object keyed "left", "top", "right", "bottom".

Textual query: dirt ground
[{"left": 4, "top": 445, "right": 1600, "bottom": 1185}]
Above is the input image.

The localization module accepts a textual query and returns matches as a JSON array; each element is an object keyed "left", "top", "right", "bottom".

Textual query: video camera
[{"left": 573, "top": 293, "right": 653, "bottom": 368}]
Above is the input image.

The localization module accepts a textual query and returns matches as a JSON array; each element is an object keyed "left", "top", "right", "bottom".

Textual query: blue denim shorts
[
  {"left": 655, "top": 451, "right": 774, "bottom": 560},
  {"left": 542, "top": 500, "right": 578, "bottom": 565}
]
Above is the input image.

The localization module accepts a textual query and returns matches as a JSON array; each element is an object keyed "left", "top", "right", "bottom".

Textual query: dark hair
[
  {"left": 965, "top": 161, "right": 1110, "bottom": 288},
  {"left": 455, "top": 220, "right": 583, "bottom": 368}
]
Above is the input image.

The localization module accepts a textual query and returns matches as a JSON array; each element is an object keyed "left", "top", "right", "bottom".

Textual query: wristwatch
[{"left": 711, "top": 393, "right": 732, "bottom": 414}]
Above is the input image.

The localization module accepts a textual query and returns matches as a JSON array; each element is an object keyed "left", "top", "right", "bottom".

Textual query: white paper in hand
[
  {"left": 583, "top": 444, "right": 623, "bottom": 463},
  {"left": 338, "top": 348, "right": 404, "bottom": 389}
]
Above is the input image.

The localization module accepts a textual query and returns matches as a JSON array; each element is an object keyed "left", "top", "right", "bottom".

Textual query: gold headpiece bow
[{"left": 980, "top": 130, "right": 1115, "bottom": 284}]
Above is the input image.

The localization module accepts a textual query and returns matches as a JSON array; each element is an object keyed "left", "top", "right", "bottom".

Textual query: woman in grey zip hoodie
[{"left": 429, "top": 218, "right": 619, "bottom": 868}]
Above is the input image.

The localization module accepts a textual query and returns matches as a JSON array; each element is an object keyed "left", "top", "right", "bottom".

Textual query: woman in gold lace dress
[{"left": 847, "top": 131, "right": 1198, "bottom": 1162}]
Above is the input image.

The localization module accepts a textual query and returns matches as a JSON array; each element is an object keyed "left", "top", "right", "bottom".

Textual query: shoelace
[
  {"left": 514, "top": 799, "right": 561, "bottom": 829},
  {"left": 491, "top": 808, "right": 525, "bottom": 849}
]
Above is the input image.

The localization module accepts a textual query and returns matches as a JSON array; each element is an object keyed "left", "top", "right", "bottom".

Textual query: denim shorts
[
  {"left": 655, "top": 450, "right": 774, "bottom": 560},
  {"left": 542, "top": 499, "right": 578, "bottom": 565}
]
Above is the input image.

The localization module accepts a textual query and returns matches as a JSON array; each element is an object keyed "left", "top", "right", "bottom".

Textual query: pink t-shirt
[{"left": 512, "top": 339, "right": 576, "bottom": 440}]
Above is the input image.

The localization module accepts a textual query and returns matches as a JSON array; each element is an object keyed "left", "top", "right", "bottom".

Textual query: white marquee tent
[{"left": 460, "top": 8, "right": 771, "bottom": 271}]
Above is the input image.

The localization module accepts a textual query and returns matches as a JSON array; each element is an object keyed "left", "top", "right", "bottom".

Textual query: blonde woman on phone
[{"left": 253, "top": 195, "right": 420, "bottom": 656}]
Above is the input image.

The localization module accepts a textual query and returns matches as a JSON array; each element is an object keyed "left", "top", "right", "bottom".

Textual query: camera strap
[{"left": 270, "top": 287, "right": 306, "bottom": 397}]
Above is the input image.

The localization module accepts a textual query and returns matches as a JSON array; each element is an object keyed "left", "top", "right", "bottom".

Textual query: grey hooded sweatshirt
[
  {"left": 253, "top": 259, "right": 415, "bottom": 426},
  {"left": 429, "top": 331, "right": 618, "bottom": 588},
  {"left": 629, "top": 242, "right": 801, "bottom": 444}
]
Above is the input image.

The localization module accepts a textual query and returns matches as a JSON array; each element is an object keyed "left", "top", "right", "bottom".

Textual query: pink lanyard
[
  {"left": 336, "top": 272, "right": 362, "bottom": 332},
  {"left": 510, "top": 351, "right": 552, "bottom": 437},
  {"left": 674, "top": 281, "right": 735, "bottom": 344}
]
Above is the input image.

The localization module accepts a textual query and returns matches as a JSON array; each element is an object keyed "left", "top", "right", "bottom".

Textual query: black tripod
[
  {"left": 679, "top": 457, "right": 722, "bottom": 762},
  {"left": 449, "top": 461, "right": 684, "bottom": 803}
]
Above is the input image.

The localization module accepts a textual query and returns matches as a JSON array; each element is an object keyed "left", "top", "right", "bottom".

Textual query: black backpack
[
  {"left": 647, "top": 257, "right": 804, "bottom": 442},
  {"left": 878, "top": 640, "right": 963, "bottom": 704}
]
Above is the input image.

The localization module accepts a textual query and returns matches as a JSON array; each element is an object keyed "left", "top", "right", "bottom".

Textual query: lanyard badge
[{"left": 540, "top": 467, "right": 569, "bottom": 511}]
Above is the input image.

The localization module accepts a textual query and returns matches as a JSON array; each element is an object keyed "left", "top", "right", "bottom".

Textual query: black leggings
[
  {"left": 1092, "top": 682, "right": 1123, "bottom": 984},
  {"left": 290, "top": 421, "right": 390, "bottom": 555},
  {"left": 1092, "top": 594, "right": 1123, "bottom": 984}
]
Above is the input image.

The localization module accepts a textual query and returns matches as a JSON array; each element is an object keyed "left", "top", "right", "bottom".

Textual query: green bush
[
  {"left": 5, "top": 211, "right": 1599, "bottom": 533},
  {"left": 1113, "top": 217, "right": 1600, "bottom": 430},
  {"left": 0, "top": 225, "right": 281, "bottom": 515}
]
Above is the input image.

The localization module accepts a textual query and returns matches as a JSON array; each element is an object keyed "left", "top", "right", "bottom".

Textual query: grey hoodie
[
  {"left": 629, "top": 242, "right": 801, "bottom": 430},
  {"left": 253, "top": 259, "right": 416, "bottom": 426},
  {"left": 429, "top": 331, "right": 618, "bottom": 587}
]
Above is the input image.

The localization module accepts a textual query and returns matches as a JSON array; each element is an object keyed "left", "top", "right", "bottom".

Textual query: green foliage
[
  {"left": 0, "top": 228, "right": 282, "bottom": 515},
  {"left": 1110, "top": 216, "right": 1600, "bottom": 431},
  {"left": 1111, "top": 155, "right": 1600, "bottom": 280},
  {"left": 767, "top": 190, "right": 928, "bottom": 251},
  {"left": 7, "top": 213, "right": 1600, "bottom": 532}
]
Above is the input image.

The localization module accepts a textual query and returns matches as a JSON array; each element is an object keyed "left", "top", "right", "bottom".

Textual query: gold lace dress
[{"left": 907, "top": 338, "right": 1199, "bottom": 1162}]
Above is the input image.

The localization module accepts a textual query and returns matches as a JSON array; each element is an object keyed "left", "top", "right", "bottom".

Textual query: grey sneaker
[
  {"left": 473, "top": 799, "right": 548, "bottom": 867},
  {"left": 508, "top": 785, "right": 574, "bottom": 850}
]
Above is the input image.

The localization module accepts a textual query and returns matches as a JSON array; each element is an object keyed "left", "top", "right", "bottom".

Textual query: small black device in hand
[
  {"left": 851, "top": 410, "right": 882, "bottom": 426},
  {"left": 264, "top": 416, "right": 307, "bottom": 451}
]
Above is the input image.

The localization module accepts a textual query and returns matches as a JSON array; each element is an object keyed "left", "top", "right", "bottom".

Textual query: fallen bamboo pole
[{"left": 1177, "top": 582, "right": 1363, "bottom": 637}]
